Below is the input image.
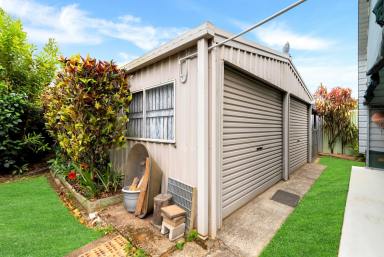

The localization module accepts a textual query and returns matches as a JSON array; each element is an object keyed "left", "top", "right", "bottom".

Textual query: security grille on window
[{"left": 127, "top": 82, "right": 175, "bottom": 142}]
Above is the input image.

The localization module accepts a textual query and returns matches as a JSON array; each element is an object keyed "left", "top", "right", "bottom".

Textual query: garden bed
[
  {"left": 318, "top": 152, "right": 363, "bottom": 161},
  {"left": 51, "top": 171, "right": 122, "bottom": 213}
]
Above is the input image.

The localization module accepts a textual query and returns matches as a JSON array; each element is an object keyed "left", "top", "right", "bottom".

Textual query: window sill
[{"left": 126, "top": 137, "right": 176, "bottom": 145}]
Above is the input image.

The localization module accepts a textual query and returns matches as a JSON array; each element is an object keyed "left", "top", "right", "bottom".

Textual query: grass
[
  {"left": 260, "top": 157, "right": 364, "bottom": 257},
  {"left": 0, "top": 176, "right": 103, "bottom": 257}
]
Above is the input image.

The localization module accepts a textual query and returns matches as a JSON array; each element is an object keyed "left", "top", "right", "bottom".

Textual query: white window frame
[{"left": 127, "top": 80, "right": 176, "bottom": 144}]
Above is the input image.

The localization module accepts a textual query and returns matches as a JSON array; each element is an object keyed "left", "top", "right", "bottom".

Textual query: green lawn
[
  {"left": 260, "top": 157, "right": 364, "bottom": 257},
  {"left": 0, "top": 176, "right": 103, "bottom": 257}
]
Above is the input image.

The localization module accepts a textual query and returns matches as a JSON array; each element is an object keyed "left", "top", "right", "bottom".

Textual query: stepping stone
[{"left": 67, "top": 233, "right": 128, "bottom": 257}]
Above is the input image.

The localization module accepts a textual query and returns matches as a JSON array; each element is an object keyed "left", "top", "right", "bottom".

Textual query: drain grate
[{"left": 271, "top": 190, "right": 300, "bottom": 207}]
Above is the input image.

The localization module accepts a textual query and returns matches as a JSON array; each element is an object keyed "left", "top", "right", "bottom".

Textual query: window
[
  {"left": 127, "top": 91, "right": 143, "bottom": 138},
  {"left": 127, "top": 82, "right": 175, "bottom": 142}
]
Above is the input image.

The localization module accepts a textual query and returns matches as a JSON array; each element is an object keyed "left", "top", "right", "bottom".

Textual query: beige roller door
[
  {"left": 289, "top": 97, "right": 308, "bottom": 173},
  {"left": 222, "top": 68, "right": 283, "bottom": 218}
]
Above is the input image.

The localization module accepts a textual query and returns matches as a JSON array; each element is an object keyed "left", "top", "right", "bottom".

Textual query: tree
[
  {"left": 0, "top": 9, "right": 59, "bottom": 102},
  {"left": 314, "top": 84, "right": 357, "bottom": 154},
  {"left": 0, "top": 9, "right": 60, "bottom": 172},
  {"left": 340, "top": 120, "right": 358, "bottom": 155}
]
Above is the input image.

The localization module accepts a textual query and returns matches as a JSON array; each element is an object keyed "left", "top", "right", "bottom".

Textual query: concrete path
[
  {"left": 218, "top": 163, "right": 326, "bottom": 257},
  {"left": 338, "top": 166, "right": 384, "bottom": 257}
]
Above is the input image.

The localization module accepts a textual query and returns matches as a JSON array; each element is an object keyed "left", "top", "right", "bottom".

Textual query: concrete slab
[
  {"left": 338, "top": 166, "right": 384, "bottom": 257},
  {"left": 217, "top": 163, "right": 326, "bottom": 257},
  {"left": 169, "top": 242, "right": 208, "bottom": 257}
]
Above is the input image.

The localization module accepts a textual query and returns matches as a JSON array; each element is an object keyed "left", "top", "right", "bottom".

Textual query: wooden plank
[
  {"left": 135, "top": 158, "right": 150, "bottom": 216},
  {"left": 129, "top": 177, "right": 139, "bottom": 191},
  {"left": 189, "top": 187, "right": 197, "bottom": 231}
]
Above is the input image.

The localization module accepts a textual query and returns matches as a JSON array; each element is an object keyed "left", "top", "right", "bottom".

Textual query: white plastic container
[{"left": 122, "top": 186, "right": 140, "bottom": 213}]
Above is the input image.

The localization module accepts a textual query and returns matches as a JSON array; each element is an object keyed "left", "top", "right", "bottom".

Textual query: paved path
[
  {"left": 338, "top": 166, "right": 384, "bottom": 257},
  {"left": 66, "top": 233, "right": 127, "bottom": 257}
]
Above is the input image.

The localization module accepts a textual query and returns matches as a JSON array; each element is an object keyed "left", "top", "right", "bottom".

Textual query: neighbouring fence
[
  {"left": 312, "top": 112, "right": 323, "bottom": 158},
  {"left": 321, "top": 110, "right": 358, "bottom": 155}
]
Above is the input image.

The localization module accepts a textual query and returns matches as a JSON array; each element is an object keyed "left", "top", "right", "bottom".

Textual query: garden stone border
[{"left": 51, "top": 171, "right": 122, "bottom": 213}]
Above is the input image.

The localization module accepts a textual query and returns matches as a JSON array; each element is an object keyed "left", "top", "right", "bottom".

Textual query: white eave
[{"left": 121, "top": 22, "right": 215, "bottom": 72}]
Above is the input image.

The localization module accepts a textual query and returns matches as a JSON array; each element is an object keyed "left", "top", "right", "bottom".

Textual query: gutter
[{"left": 121, "top": 23, "right": 215, "bottom": 72}]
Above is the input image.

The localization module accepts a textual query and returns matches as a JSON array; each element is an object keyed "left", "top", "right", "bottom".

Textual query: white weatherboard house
[
  {"left": 112, "top": 22, "right": 313, "bottom": 237},
  {"left": 358, "top": 0, "right": 384, "bottom": 169},
  {"left": 338, "top": 2, "right": 384, "bottom": 257}
]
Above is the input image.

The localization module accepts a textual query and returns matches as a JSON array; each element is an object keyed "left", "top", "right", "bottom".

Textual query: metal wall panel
[
  {"left": 289, "top": 97, "right": 308, "bottom": 173},
  {"left": 222, "top": 68, "right": 283, "bottom": 218}
]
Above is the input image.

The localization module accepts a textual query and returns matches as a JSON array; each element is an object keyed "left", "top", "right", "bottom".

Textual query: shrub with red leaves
[{"left": 314, "top": 84, "right": 357, "bottom": 153}]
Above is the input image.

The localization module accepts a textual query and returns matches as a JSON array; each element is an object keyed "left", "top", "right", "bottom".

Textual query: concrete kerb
[{"left": 51, "top": 171, "right": 123, "bottom": 213}]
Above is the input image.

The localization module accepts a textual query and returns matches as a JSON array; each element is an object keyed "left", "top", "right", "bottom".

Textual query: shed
[{"left": 112, "top": 22, "right": 313, "bottom": 237}]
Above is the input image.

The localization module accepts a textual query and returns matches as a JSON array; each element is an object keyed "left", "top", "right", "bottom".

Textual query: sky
[{"left": 0, "top": 0, "right": 357, "bottom": 96}]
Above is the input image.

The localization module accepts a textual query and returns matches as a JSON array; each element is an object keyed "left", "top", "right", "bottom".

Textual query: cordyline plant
[
  {"left": 42, "top": 55, "right": 132, "bottom": 175},
  {"left": 314, "top": 84, "right": 357, "bottom": 154}
]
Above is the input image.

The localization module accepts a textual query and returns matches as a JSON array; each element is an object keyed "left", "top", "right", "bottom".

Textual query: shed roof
[{"left": 122, "top": 22, "right": 313, "bottom": 102}]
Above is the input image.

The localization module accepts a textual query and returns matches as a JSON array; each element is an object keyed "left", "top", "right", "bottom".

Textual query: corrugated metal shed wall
[
  {"left": 111, "top": 47, "right": 199, "bottom": 189},
  {"left": 113, "top": 33, "right": 312, "bottom": 210},
  {"left": 215, "top": 36, "right": 311, "bottom": 103},
  {"left": 222, "top": 68, "right": 283, "bottom": 218},
  {"left": 289, "top": 97, "right": 309, "bottom": 172}
]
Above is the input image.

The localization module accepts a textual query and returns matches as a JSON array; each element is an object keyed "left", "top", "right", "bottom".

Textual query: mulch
[
  {"left": 0, "top": 162, "right": 50, "bottom": 183},
  {"left": 318, "top": 152, "right": 364, "bottom": 161}
]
